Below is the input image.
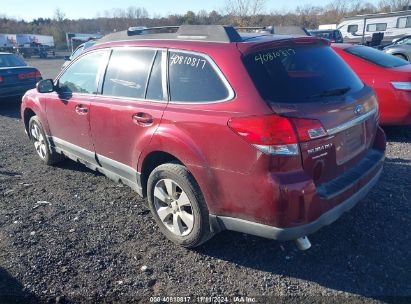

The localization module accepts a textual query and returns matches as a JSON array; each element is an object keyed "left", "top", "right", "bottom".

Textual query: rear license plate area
[{"left": 336, "top": 123, "right": 365, "bottom": 165}]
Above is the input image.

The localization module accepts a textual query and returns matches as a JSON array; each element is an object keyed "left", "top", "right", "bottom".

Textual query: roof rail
[
  {"left": 96, "top": 24, "right": 310, "bottom": 45},
  {"left": 97, "top": 25, "right": 243, "bottom": 44}
]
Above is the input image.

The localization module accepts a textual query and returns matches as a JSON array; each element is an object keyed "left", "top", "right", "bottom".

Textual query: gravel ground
[{"left": 0, "top": 58, "right": 410, "bottom": 303}]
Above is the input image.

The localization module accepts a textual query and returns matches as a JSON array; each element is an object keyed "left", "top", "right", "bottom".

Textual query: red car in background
[{"left": 332, "top": 44, "right": 411, "bottom": 126}]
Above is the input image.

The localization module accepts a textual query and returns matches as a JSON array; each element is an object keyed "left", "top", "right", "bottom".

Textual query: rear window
[
  {"left": 168, "top": 50, "right": 231, "bottom": 102},
  {"left": 244, "top": 45, "right": 364, "bottom": 103},
  {"left": 345, "top": 45, "right": 409, "bottom": 68},
  {"left": 0, "top": 54, "right": 26, "bottom": 67}
]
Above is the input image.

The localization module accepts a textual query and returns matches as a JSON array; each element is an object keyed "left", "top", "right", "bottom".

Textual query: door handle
[
  {"left": 132, "top": 113, "right": 153, "bottom": 126},
  {"left": 75, "top": 104, "right": 88, "bottom": 115}
]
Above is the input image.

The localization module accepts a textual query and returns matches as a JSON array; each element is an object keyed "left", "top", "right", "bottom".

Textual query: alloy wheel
[
  {"left": 153, "top": 178, "right": 194, "bottom": 237},
  {"left": 30, "top": 123, "right": 47, "bottom": 160}
]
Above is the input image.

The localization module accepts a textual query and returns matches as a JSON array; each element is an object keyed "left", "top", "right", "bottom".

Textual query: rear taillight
[
  {"left": 228, "top": 114, "right": 326, "bottom": 155},
  {"left": 0, "top": 75, "right": 3, "bottom": 82},
  {"left": 17, "top": 73, "right": 27, "bottom": 80},
  {"left": 391, "top": 82, "right": 411, "bottom": 91},
  {"left": 18, "top": 70, "right": 41, "bottom": 80}
]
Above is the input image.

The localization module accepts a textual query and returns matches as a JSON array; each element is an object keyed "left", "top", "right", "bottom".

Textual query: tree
[
  {"left": 197, "top": 10, "right": 209, "bottom": 24},
  {"left": 184, "top": 11, "right": 196, "bottom": 24},
  {"left": 378, "top": 0, "right": 410, "bottom": 12},
  {"left": 224, "top": 0, "right": 267, "bottom": 25},
  {"left": 53, "top": 8, "right": 66, "bottom": 22},
  {"left": 209, "top": 10, "right": 222, "bottom": 24}
]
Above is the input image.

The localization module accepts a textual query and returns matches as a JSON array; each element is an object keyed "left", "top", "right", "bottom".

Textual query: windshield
[
  {"left": 0, "top": 54, "right": 26, "bottom": 67},
  {"left": 243, "top": 45, "right": 364, "bottom": 103},
  {"left": 345, "top": 45, "right": 409, "bottom": 68}
]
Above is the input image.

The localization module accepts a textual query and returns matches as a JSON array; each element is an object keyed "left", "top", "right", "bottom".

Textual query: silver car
[{"left": 383, "top": 35, "right": 411, "bottom": 62}]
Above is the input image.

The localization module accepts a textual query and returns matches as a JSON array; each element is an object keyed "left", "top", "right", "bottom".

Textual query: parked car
[
  {"left": 21, "top": 25, "right": 386, "bottom": 249},
  {"left": 309, "top": 29, "right": 344, "bottom": 43},
  {"left": 383, "top": 35, "right": 411, "bottom": 62},
  {"left": 332, "top": 44, "right": 411, "bottom": 125},
  {"left": 62, "top": 40, "right": 96, "bottom": 70},
  {"left": 0, "top": 52, "right": 42, "bottom": 101}
]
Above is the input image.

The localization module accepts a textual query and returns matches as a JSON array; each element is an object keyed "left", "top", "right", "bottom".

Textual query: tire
[
  {"left": 28, "top": 116, "right": 64, "bottom": 165},
  {"left": 147, "top": 163, "right": 213, "bottom": 248}
]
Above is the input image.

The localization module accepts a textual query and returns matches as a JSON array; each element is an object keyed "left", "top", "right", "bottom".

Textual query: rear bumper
[
  {"left": 210, "top": 165, "right": 382, "bottom": 240},
  {"left": 0, "top": 84, "right": 35, "bottom": 99}
]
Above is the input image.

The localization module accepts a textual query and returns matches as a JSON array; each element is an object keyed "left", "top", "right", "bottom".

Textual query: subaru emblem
[{"left": 354, "top": 105, "right": 362, "bottom": 115}]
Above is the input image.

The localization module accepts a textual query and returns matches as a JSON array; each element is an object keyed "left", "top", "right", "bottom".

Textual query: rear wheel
[
  {"left": 29, "top": 116, "right": 63, "bottom": 165},
  {"left": 147, "top": 163, "right": 212, "bottom": 248}
]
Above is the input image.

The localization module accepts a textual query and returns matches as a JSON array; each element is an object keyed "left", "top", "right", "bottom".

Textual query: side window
[
  {"left": 102, "top": 48, "right": 155, "bottom": 99},
  {"left": 59, "top": 50, "right": 108, "bottom": 94},
  {"left": 367, "top": 23, "right": 387, "bottom": 32},
  {"left": 146, "top": 51, "right": 164, "bottom": 100},
  {"left": 347, "top": 25, "right": 358, "bottom": 33},
  {"left": 397, "top": 17, "right": 411, "bottom": 28},
  {"left": 168, "top": 51, "right": 230, "bottom": 102}
]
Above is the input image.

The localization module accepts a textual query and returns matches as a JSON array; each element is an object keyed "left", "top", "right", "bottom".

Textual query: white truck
[
  {"left": 14, "top": 34, "right": 55, "bottom": 58},
  {"left": 338, "top": 10, "right": 411, "bottom": 44},
  {"left": 0, "top": 34, "right": 14, "bottom": 52},
  {"left": 318, "top": 24, "right": 337, "bottom": 30}
]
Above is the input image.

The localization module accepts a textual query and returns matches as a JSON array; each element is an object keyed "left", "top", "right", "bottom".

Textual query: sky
[{"left": 1, "top": 0, "right": 381, "bottom": 21}]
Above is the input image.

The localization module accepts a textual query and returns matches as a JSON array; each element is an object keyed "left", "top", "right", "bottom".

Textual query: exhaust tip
[{"left": 295, "top": 236, "right": 311, "bottom": 251}]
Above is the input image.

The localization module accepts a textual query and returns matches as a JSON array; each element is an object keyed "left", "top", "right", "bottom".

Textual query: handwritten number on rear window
[
  {"left": 170, "top": 54, "right": 207, "bottom": 69},
  {"left": 255, "top": 49, "right": 296, "bottom": 64}
]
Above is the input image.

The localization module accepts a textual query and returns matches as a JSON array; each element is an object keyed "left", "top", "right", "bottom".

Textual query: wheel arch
[
  {"left": 140, "top": 151, "right": 184, "bottom": 197},
  {"left": 137, "top": 128, "right": 219, "bottom": 212},
  {"left": 23, "top": 108, "right": 37, "bottom": 137}
]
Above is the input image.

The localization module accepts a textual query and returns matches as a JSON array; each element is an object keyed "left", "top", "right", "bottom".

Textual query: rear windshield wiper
[{"left": 307, "top": 87, "right": 351, "bottom": 99}]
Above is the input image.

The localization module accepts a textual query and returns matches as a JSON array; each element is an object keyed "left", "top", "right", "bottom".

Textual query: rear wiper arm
[{"left": 308, "top": 87, "right": 351, "bottom": 99}]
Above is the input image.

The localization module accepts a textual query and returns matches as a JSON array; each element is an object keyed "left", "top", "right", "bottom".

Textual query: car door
[
  {"left": 89, "top": 47, "right": 167, "bottom": 186},
  {"left": 46, "top": 49, "right": 110, "bottom": 165}
]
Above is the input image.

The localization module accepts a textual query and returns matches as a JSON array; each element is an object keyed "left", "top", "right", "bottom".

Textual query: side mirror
[
  {"left": 64, "top": 56, "right": 71, "bottom": 61},
  {"left": 392, "top": 38, "right": 399, "bottom": 43},
  {"left": 36, "top": 79, "right": 55, "bottom": 93}
]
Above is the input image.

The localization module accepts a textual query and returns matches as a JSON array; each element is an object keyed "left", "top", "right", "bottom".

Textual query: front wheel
[
  {"left": 147, "top": 163, "right": 213, "bottom": 248},
  {"left": 29, "top": 116, "right": 64, "bottom": 165}
]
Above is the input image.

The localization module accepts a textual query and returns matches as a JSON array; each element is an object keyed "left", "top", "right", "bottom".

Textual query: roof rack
[
  {"left": 97, "top": 25, "right": 243, "bottom": 44},
  {"left": 96, "top": 24, "right": 310, "bottom": 45}
]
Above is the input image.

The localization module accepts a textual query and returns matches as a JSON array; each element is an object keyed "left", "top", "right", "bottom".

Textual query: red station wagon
[{"left": 21, "top": 26, "right": 386, "bottom": 250}]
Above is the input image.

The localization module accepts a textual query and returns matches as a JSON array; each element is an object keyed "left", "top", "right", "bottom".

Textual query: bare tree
[
  {"left": 378, "top": 0, "right": 410, "bottom": 12},
  {"left": 53, "top": 8, "right": 66, "bottom": 22},
  {"left": 224, "top": 0, "right": 267, "bottom": 25},
  {"left": 126, "top": 6, "right": 149, "bottom": 19}
]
